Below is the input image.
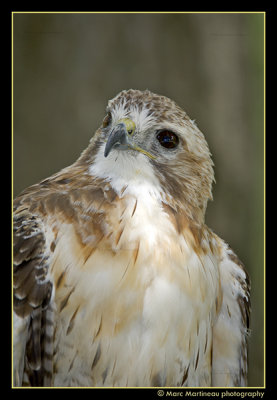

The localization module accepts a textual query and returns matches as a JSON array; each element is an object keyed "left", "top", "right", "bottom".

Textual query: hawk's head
[{"left": 80, "top": 89, "right": 214, "bottom": 223}]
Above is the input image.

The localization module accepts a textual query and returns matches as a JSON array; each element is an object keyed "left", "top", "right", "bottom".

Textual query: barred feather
[{"left": 13, "top": 89, "right": 250, "bottom": 387}]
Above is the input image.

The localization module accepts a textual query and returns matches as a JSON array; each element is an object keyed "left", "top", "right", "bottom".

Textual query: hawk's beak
[
  {"left": 104, "top": 121, "right": 129, "bottom": 157},
  {"left": 104, "top": 118, "right": 156, "bottom": 160}
]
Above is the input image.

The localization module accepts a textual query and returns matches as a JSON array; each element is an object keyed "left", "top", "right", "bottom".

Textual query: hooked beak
[
  {"left": 104, "top": 119, "right": 156, "bottom": 160},
  {"left": 104, "top": 122, "right": 129, "bottom": 158}
]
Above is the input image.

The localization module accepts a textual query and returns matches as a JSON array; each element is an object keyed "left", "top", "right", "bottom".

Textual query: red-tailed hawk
[{"left": 13, "top": 89, "right": 250, "bottom": 387}]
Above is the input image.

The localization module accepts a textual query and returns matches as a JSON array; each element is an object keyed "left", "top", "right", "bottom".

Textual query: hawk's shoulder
[{"left": 13, "top": 166, "right": 118, "bottom": 386}]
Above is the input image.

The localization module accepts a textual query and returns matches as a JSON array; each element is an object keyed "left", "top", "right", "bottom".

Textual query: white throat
[{"left": 89, "top": 143, "right": 166, "bottom": 201}]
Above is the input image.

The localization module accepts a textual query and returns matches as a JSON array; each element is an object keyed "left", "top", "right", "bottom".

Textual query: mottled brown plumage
[{"left": 13, "top": 89, "right": 250, "bottom": 387}]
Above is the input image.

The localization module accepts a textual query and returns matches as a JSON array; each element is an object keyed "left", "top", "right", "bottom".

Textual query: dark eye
[
  {"left": 156, "top": 130, "right": 179, "bottom": 149},
  {"left": 102, "top": 112, "right": 112, "bottom": 128}
]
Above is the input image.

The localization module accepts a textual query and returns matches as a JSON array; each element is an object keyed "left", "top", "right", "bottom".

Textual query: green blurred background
[{"left": 12, "top": 12, "right": 264, "bottom": 387}]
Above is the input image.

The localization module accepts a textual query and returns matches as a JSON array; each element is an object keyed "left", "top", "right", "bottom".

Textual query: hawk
[{"left": 13, "top": 89, "right": 250, "bottom": 387}]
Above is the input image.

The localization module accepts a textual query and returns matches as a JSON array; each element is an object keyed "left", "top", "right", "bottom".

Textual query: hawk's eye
[
  {"left": 156, "top": 130, "right": 179, "bottom": 149},
  {"left": 102, "top": 112, "right": 112, "bottom": 128}
]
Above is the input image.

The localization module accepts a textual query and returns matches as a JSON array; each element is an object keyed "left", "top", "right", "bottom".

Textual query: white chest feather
[{"left": 49, "top": 156, "right": 220, "bottom": 387}]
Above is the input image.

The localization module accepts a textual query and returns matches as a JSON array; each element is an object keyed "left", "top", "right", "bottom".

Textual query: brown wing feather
[
  {"left": 13, "top": 206, "right": 53, "bottom": 317},
  {"left": 13, "top": 201, "right": 53, "bottom": 386},
  {"left": 13, "top": 162, "right": 118, "bottom": 386},
  {"left": 228, "top": 247, "right": 251, "bottom": 385},
  {"left": 212, "top": 239, "right": 251, "bottom": 387}
]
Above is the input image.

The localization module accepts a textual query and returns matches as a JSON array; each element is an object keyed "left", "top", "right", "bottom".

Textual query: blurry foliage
[{"left": 13, "top": 12, "right": 264, "bottom": 387}]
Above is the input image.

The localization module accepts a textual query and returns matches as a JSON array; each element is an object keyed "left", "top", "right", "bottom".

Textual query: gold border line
[
  {"left": 11, "top": 10, "right": 14, "bottom": 389},
  {"left": 263, "top": 11, "right": 266, "bottom": 389},
  {"left": 12, "top": 11, "right": 266, "bottom": 14}
]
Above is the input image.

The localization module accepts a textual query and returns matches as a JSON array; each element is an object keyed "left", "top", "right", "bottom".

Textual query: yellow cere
[
  {"left": 118, "top": 118, "right": 136, "bottom": 136},
  {"left": 118, "top": 118, "right": 156, "bottom": 160}
]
